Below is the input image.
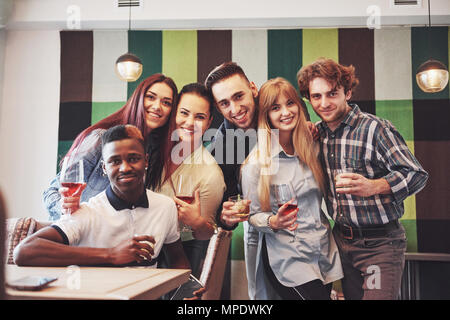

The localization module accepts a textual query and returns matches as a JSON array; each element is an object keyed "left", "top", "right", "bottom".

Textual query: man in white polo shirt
[{"left": 14, "top": 125, "right": 190, "bottom": 269}]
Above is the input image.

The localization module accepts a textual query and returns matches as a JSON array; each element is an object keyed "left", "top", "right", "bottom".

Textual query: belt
[{"left": 334, "top": 220, "right": 400, "bottom": 240}]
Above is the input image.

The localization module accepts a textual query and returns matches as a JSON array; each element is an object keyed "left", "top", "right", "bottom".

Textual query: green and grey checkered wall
[{"left": 58, "top": 27, "right": 450, "bottom": 261}]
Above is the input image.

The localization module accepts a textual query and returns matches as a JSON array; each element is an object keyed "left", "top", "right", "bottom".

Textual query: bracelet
[{"left": 267, "top": 215, "right": 277, "bottom": 233}]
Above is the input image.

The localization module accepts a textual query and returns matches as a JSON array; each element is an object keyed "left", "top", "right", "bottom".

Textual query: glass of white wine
[{"left": 228, "top": 194, "right": 250, "bottom": 219}]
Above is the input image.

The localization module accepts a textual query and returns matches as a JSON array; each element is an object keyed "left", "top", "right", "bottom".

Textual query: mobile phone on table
[
  {"left": 6, "top": 276, "right": 58, "bottom": 291},
  {"left": 170, "top": 274, "right": 204, "bottom": 300}
]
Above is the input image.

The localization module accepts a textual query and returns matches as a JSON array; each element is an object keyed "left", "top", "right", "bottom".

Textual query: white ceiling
[{"left": 2, "top": 0, "right": 450, "bottom": 30}]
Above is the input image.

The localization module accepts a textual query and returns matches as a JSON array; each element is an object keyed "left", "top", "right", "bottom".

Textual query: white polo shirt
[{"left": 52, "top": 186, "right": 179, "bottom": 266}]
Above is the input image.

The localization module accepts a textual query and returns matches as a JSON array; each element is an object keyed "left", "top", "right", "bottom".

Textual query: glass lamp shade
[
  {"left": 115, "top": 53, "right": 143, "bottom": 82},
  {"left": 416, "top": 59, "right": 449, "bottom": 93}
]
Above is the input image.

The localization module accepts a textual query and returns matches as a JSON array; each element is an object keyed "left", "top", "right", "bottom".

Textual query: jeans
[
  {"left": 333, "top": 223, "right": 407, "bottom": 300},
  {"left": 261, "top": 235, "right": 332, "bottom": 300}
]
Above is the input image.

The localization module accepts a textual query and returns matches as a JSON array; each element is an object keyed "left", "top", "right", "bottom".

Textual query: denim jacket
[{"left": 43, "top": 129, "right": 110, "bottom": 221}]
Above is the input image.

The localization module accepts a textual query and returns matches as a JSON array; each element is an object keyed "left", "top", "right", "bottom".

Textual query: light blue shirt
[{"left": 241, "top": 137, "right": 343, "bottom": 292}]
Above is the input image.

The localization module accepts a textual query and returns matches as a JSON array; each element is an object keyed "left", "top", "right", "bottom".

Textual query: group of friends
[{"left": 13, "top": 58, "right": 429, "bottom": 300}]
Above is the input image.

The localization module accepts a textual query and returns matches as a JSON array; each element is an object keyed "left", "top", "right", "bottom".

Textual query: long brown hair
[
  {"left": 65, "top": 73, "right": 178, "bottom": 162},
  {"left": 249, "top": 77, "right": 326, "bottom": 211}
]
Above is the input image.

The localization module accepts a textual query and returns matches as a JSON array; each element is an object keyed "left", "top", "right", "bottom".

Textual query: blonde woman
[{"left": 241, "top": 77, "right": 343, "bottom": 300}]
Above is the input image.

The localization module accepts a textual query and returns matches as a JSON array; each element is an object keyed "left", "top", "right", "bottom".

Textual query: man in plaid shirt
[{"left": 297, "top": 58, "right": 428, "bottom": 300}]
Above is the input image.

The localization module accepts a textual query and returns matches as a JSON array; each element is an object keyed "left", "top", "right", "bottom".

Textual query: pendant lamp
[
  {"left": 115, "top": 1, "right": 143, "bottom": 82},
  {"left": 415, "top": 0, "right": 449, "bottom": 93}
]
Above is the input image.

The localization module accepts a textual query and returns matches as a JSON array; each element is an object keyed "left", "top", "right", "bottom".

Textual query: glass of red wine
[
  {"left": 272, "top": 182, "right": 298, "bottom": 242},
  {"left": 175, "top": 174, "right": 194, "bottom": 233},
  {"left": 60, "top": 157, "right": 86, "bottom": 215}
]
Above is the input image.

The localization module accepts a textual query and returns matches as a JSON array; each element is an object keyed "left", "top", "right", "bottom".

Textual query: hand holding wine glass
[
  {"left": 174, "top": 188, "right": 201, "bottom": 232},
  {"left": 174, "top": 174, "right": 196, "bottom": 233},
  {"left": 220, "top": 195, "right": 251, "bottom": 226},
  {"left": 59, "top": 157, "right": 86, "bottom": 215},
  {"left": 271, "top": 183, "right": 299, "bottom": 241}
]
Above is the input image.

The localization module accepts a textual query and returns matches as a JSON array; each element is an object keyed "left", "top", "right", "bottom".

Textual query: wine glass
[
  {"left": 175, "top": 174, "right": 194, "bottom": 233},
  {"left": 271, "top": 182, "right": 298, "bottom": 242},
  {"left": 60, "top": 157, "right": 85, "bottom": 215},
  {"left": 332, "top": 168, "right": 354, "bottom": 222}
]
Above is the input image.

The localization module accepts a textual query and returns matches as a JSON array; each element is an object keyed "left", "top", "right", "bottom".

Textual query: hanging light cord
[
  {"left": 128, "top": 0, "right": 132, "bottom": 31},
  {"left": 427, "top": 0, "right": 432, "bottom": 60}
]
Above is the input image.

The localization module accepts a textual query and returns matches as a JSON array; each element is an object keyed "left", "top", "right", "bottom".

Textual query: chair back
[
  {"left": 0, "top": 190, "right": 6, "bottom": 299},
  {"left": 199, "top": 228, "right": 232, "bottom": 300},
  {"left": 6, "top": 217, "right": 38, "bottom": 264}
]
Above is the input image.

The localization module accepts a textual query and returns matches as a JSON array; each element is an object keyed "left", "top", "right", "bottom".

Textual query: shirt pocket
[{"left": 343, "top": 157, "right": 368, "bottom": 175}]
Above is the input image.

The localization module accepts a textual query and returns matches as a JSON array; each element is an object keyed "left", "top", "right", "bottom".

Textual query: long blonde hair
[{"left": 248, "top": 77, "right": 326, "bottom": 211}]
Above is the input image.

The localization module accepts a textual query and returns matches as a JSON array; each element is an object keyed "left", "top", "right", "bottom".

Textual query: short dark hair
[
  {"left": 204, "top": 61, "right": 250, "bottom": 91},
  {"left": 101, "top": 124, "right": 145, "bottom": 150},
  {"left": 297, "top": 58, "right": 359, "bottom": 100}
]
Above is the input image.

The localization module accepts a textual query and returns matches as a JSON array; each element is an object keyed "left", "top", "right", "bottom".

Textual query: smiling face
[
  {"left": 308, "top": 77, "right": 352, "bottom": 131},
  {"left": 102, "top": 138, "right": 148, "bottom": 200},
  {"left": 175, "top": 93, "right": 212, "bottom": 146},
  {"left": 267, "top": 92, "right": 300, "bottom": 134},
  {"left": 144, "top": 82, "right": 174, "bottom": 131},
  {"left": 211, "top": 74, "right": 258, "bottom": 130}
]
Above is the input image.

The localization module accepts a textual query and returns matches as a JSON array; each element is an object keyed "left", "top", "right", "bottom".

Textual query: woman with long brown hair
[
  {"left": 152, "top": 82, "right": 225, "bottom": 276},
  {"left": 241, "top": 77, "right": 343, "bottom": 300},
  {"left": 44, "top": 74, "right": 178, "bottom": 220}
]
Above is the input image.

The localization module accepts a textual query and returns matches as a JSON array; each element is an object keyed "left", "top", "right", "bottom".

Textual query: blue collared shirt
[{"left": 241, "top": 137, "right": 343, "bottom": 289}]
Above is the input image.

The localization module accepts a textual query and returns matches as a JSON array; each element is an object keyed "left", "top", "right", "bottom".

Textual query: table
[
  {"left": 400, "top": 252, "right": 450, "bottom": 300},
  {"left": 5, "top": 265, "right": 190, "bottom": 300}
]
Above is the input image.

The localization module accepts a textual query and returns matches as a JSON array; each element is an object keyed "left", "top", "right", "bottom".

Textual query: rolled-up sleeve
[
  {"left": 377, "top": 123, "right": 429, "bottom": 204},
  {"left": 241, "top": 162, "right": 277, "bottom": 234},
  {"left": 43, "top": 174, "right": 63, "bottom": 221}
]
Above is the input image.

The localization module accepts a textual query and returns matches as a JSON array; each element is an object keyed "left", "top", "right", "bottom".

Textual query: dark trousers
[
  {"left": 182, "top": 239, "right": 210, "bottom": 278},
  {"left": 158, "top": 239, "right": 209, "bottom": 276},
  {"left": 261, "top": 236, "right": 332, "bottom": 300},
  {"left": 158, "top": 239, "right": 209, "bottom": 300},
  {"left": 333, "top": 224, "right": 407, "bottom": 300}
]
